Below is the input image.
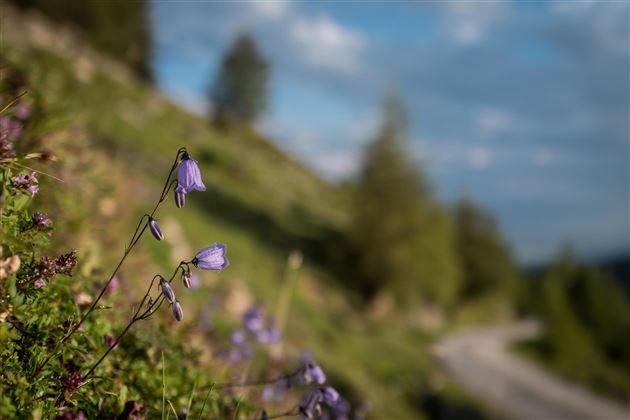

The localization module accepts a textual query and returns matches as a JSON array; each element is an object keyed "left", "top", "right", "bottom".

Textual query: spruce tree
[
  {"left": 454, "top": 198, "right": 519, "bottom": 301},
  {"left": 210, "top": 33, "right": 269, "bottom": 125},
  {"left": 353, "top": 95, "right": 460, "bottom": 307}
]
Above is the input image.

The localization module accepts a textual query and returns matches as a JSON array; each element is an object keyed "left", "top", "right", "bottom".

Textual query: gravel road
[{"left": 434, "top": 322, "right": 630, "bottom": 420}]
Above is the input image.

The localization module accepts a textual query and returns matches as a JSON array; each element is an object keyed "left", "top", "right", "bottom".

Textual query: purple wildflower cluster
[
  {"left": 296, "top": 359, "right": 348, "bottom": 420},
  {"left": 32, "top": 212, "right": 52, "bottom": 230},
  {"left": 30, "top": 251, "right": 77, "bottom": 289},
  {"left": 61, "top": 371, "right": 83, "bottom": 396},
  {"left": 258, "top": 357, "right": 348, "bottom": 419},
  {"left": 12, "top": 171, "right": 39, "bottom": 197},
  {"left": 227, "top": 306, "right": 281, "bottom": 363},
  {"left": 0, "top": 100, "right": 30, "bottom": 160}
]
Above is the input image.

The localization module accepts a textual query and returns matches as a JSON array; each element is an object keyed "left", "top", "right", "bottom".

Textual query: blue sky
[{"left": 151, "top": 1, "right": 629, "bottom": 265}]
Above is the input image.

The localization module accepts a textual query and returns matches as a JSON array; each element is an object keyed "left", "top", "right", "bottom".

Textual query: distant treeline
[
  {"left": 7, "top": 0, "right": 152, "bottom": 81},
  {"left": 522, "top": 251, "right": 630, "bottom": 400}
]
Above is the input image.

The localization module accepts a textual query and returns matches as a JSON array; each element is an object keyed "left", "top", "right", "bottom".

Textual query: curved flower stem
[
  {"left": 82, "top": 262, "right": 185, "bottom": 381},
  {"left": 208, "top": 371, "right": 299, "bottom": 391},
  {"left": 31, "top": 147, "right": 187, "bottom": 379}
]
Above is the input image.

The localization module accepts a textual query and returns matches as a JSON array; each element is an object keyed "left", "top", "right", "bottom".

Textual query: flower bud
[
  {"left": 174, "top": 185, "right": 185, "bottom": 209},
  {"left": 160, "top": 277, "right": 175, "bottom": 303},
  {"left": 148, "top": 217, "right": 164, "bottom": 241},
  {"left": 172, "top": 300, "right": 184, "bottom": 322}
]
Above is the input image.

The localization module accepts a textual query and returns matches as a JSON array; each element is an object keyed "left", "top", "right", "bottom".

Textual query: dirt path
[{"left": 434, "top": 321, "right": 630, "bottom": 420}]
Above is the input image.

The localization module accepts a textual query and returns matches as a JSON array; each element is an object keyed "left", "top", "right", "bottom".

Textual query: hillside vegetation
[{"left": 0, "top": 6, "right": 482, "bottom": 419}]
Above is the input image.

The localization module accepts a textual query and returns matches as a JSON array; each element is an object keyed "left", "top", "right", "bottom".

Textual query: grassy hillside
[{"left": 0, "top": 6, "right": 488, "bottom": 418}]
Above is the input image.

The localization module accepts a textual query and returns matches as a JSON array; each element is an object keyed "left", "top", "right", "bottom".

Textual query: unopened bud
[
  {"left": 172, "top": 300, "right": 183, "bottom": 322},
  {"left": 148, "top": 217, "right": 164, "bottom": 241},
  {"left": 160, "top": 277, "right": 175, "bottom": 303}
]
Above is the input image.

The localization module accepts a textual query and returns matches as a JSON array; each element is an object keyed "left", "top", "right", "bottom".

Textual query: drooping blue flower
[
  {"left": 301, "top": 361, "right": 326, "bottom": 385},
  {"left": 330, "top": 398, "right": 351, "bottom": 420},
  {"left": 177, "top": 155, "right": 206, "bottom": 193},
  {"left": 231, "top": 329, "right": 246, "bottom": 346},
  {"left": 192, "top": 244, "right": 229, "bottom": 270},
  {"left": 172, "top": 300, "right": 184, "bottom": 322},
  {"left": 299, "top": 389, "right": 323, "bottom": 419},
  {"left": 256, "top": 321, "right": 282, "bottom": 344},
  {"left": 148, "top": 217, "right": 164, "bottom": 241},
  {"left": 160, "top": 277, "right": 175, "bottom": 303},
  {"left": 322, "top": 387, "right": 340, "bottom": 406},
  {"left": 174, "top": 185, "right": 186, "bottom": 208},
  {"left": 243, "top": 307, "right": 264, "bottom": 334}
]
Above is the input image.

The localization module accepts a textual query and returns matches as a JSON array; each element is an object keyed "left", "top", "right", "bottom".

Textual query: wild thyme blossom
[
  {"left": 148, "top": 217, "right": 164, "bottom": 241},
  {"left": 62, "top": 371, "right": 83, "bottom": 396},
  {"left": 0, "top": 133, "right": 16, "bottom": 159},
  {"left": 105, "top": 275, "right": 120, "bottom": 294},
  {"left": 55, "top": 251, "right": 78, "bottom": 276},
  {"left": 0, "top": 115, "right": 23, "bottom": 141},
  {"left": 192, "top": 244, "right": 229, "bottom": 270},
  {"left": 104, "top": 335, "right": 118, "bottom": 349},
  {"left": 32, "top": 251, "right": 77, "bottom": 280},
  {"left": 55, "top": 411, "right": 86, "bottom": 420},
  {"left": 32, "top": 212, "right": 52, "bottom": 229},
  {"left": 33, "top": 277, "right": 46, "bottom": 289},
  {"left": 15, "top": 102, "right": 31, "bottom": 120},
  {"left": 12, "top": 171, "right": 39, "bottom": 197}
]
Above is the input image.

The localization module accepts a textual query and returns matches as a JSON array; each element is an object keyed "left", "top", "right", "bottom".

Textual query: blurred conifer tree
[
  {"left": 210, "top": 33, "right": 269, "bottom": 125},
  {"left": 352, "top": 94, "right": 460, "bottom": 307},
  {"left": 454, "top": 198, "right": 520, "bottom": 301},
  {"left": 8, "top": 0, "right": 152, "bottom": 81}
]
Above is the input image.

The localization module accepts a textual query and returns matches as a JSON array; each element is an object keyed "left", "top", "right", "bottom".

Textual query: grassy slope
[{"left": 2, "top": 36, "right": 435, "bottom": 418}]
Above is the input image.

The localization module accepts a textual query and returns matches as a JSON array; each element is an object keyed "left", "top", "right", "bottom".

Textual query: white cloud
[
  {"left": 313, "top": 151, "right": 360, "bottom": 179},
  {"left": 468, "top": 146, "right": 493, "bottom": 170},
  {"left": 477, "top": 108, "right": 511, "bottom": 136},
  {"left": 441, "top": 2, "right": 508, "bottom": 46},
  {"left": 250, "top": 1, "right": 290, "bottom": 19},
  {"left": 289, "top": 16, "right": 365, "bottom": 73}
]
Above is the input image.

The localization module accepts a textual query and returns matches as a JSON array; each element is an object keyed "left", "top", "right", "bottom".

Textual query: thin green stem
[
  {"left": 162, "top": 351, "right": 167, "bottom": 420},
  {"left": 31, "top": 148, "right": 186, "bottom": 379},
  {"left": 197, "top": 382, "right": 214, "bottom": 420}
]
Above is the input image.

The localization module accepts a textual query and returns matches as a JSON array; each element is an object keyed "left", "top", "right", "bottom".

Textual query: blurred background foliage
[{"left": 1, "top": 1, "right": 628, "bottom": 419}]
